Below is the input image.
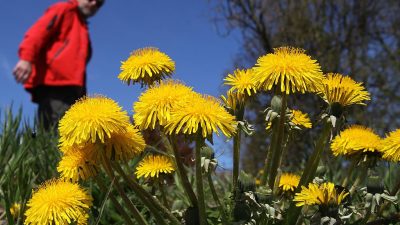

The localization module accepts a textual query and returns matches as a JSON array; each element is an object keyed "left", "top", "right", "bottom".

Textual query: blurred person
[{"left": 12, "top": 0, "right": 104, "bottom": 130}]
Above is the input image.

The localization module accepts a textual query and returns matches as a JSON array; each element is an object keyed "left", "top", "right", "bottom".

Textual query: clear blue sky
[{"left": 0, "top": 0, "right": 241, "bottom": 169}]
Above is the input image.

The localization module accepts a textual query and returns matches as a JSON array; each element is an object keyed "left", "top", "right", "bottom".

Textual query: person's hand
[{"left": 13, "top": 59, "right": 32, "bottom": 83}]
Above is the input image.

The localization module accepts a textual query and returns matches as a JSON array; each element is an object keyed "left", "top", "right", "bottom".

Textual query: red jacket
[{"left": 19, "top": 0, "right": 91, "bottom": 90}]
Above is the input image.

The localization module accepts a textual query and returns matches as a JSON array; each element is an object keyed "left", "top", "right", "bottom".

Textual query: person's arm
[{"left": 13, "top": 3, "right": 66, "bottom": 83}]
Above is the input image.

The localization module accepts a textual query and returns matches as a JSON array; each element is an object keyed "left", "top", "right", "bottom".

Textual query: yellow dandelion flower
[
  {"left": 118, "top": 47, "right": 175, "bottom": 86},
  {"left": 220, "top": 90, "right": 242, "bottom": 111},
  {"left": 224, "top": 68, "right": 258, "bottom": 97},
  {"left": 133, "top": 80, "right": 197, "bottom": 130},
  {"left": 57, "top": 144, "right": 99, "bottom": 182},
  {"left": 104, "top": 124, "right": 146, "bottom": 161},
  {"left": 331, "top": 125, "right": 382, "bottom": 156},
  {"left": 165, "top": 95, "right": 237, "bottom": 138},
  {"left": 10, "top": 203, "right": 20, "bottom": 218},
  {"left": 279, "top": 173, "right": 300, "bottom": 192},
  {"left": 135, "top": 155, "right": 175, "bottom": 178},
  {"left": 24, "top": 179, "right": 92, "bottom": 225},
  {"left": 381, "top": 129, "right": 400, "bottom": 162},
  {"left": 59, "top": 96, "right": 130, "bottom": 147},
  {"left": 319, "top": 73, "right": 370, "bottom": 107},
  {"left": 253, "top": 47, "right": 324, "bottom": 94},
  {"left": 294, "top": 182, "right": 349, "bottom": 207},
  {"left": 291, "top": 110, "right": 312, "bottom": 129}
]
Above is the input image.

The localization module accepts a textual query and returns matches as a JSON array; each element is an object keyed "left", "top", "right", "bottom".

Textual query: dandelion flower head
[
  {"left": 103, "top": 124, "right": 146, "bottom": 161},
  {"left": 24, "top": 179, "right": 92, "bottom": 225},
  {"left": 135, "top": 155, "right": 175, "bottom": 179},
  {"left": 331, "top": 125, "right": 382, "bottom": 156},
  {"left": 224, "top": 68, "right": 258, "bottom": 98},
  {"left": 319, "top": 73, "right": 370, "bottom": 107},
  {"left": 59, "top": 96, "right": 130, "bottom": 148},
  {"left": 294, "top": 182, "right": 349, "bottom": 207},
  {"left": 381, "top": 129, "right": 400, "bottom": 162},
  {"left": 118, "top": 47, "right": 175, "bottom": 86},
  {"left": 165, "top": 95, "right": 237, "bottom": 138},
  {"left": 253, "top": 47, "right": 323, "bottom": 94},
  {"left": 133, "top": 80, "right": 196, "bottom": 130},
  {"left": 10, "top": 203, "right": 20, "bottom": 218},
  {"left": 290, "top": 110, "right": 312, "bottom": 129},
  {"left": 57, "top": 145, "right": 98, "bottom": 182},
  {"left": 279, "top": 173, "right": 300, "bottom": 192},
  {"left": 220, "top": 90, "right": 240, "bottom": 111}
]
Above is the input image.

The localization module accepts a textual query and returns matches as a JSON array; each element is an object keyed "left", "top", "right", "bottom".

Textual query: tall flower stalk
[
  {"left": 223, "top": 68, "right": 258, "bottom": 191},
  {"left": 253, "top": 47, "right": 324, "bottom": 188},
  {"left": 100, "top": 152, "right": 149, "bottom": 225},
  {"left": 232, "top": 104, "right": 244, "bottom": 191},
  {"left": 165, "top": 94, "right": 237, "bottom": 225},
  {"left": 285, "top": 73, "right": 371, "bottom": 224},
  {"left": 112, "top": 161, "right": 181, "bottom": 225},
  {"left": 267, "top": 93, "right": 287, "bottom": 190},
  {"left": 168, "top": 135, "right": 198, "bottom": 208},
  {"left": 285, "top": 119, "right": 332, "bottom": 225},
  {"left": 195, "top": 133, "right": 207, "bottom": 225}
]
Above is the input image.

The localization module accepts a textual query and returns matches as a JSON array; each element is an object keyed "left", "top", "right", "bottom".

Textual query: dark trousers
[{"left": 31, "top": 86, "right": 85, "bottom": 131}]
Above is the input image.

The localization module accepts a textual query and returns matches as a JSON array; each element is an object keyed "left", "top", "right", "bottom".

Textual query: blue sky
[{"left": 0, "top": 0, "right": 241, "bottom": 169}]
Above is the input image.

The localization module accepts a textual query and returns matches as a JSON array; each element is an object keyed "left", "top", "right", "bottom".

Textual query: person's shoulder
[{"left": 47, "top": 1, "right": 77, "bottom": 12}]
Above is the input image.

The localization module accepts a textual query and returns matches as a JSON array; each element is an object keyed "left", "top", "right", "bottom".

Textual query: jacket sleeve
[{"left": 18, "top": 3, "right": 67, "bottom": 62}]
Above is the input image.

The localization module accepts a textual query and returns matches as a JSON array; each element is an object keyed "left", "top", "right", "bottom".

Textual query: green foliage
[{"left": 0, "top": 108, "right": 59, "bottom": 224}]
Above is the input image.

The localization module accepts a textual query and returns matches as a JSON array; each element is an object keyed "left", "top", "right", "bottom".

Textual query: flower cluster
[
  {"left": 57, "top": 96, "right": 146, "bottom": 181},
  {"left": 23, "top": 44, "right": 398, "bottom": 225}
]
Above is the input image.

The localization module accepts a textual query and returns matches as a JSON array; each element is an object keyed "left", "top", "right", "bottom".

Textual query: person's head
[{"left": 76, "top": 0, "right": 104, "bottom": 18}]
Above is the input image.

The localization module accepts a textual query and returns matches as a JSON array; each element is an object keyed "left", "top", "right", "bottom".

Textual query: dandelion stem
[
  {"left": 268, "top": 93, "right": 287, "bottom": 190},
  {"left": 350, "top": 163, "right": 368, "bottom": 194},
  {"left": 94, "top": 176, "right": 135, "bottom": 225},
  {"left": 168, "top": 135, "right": 198, "bottom": 207},
  {"left": 100, "top": 155, "right": 149, "bottom": 225},
  {"left": 298, "top": 120, "right": 332, "bottom": 187},
  {"left": 233, "top": 105, "right": 244, "bottom": 192},
  {"left": 196, "top": 134, "right": 207, "bottom": 225},
  {"left": 207, "top": 172, "right": 229, "bottom": 225},
  {"left": 341, "top": 158, "right": 358, "bottom": 187},
  {"left": 390, "top": 172, "right": 400, "bottom": 196},
  {"left": 112, "top": 162, "right": 180, "bottom": 225},
  {"left": 261, "top": 119, "right": 279, "bottom": 185},
  {"left": 158, "top": 179, "right": 170, "bottom": 210},
  {"left": 285, "top": 119, "right": 332, "bottom": 225}
]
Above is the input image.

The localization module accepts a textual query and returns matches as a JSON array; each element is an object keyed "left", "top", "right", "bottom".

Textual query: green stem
[
  {"left": 349, "top": 164, "right": 368, "bottom": 195},
  {"left": 196, "top": 134, "right": 207, "bottom": 225},
  {"left": 268, "top": 93, "right": 287, "bottom": 189},
  {"left": 390, "top": 174, "right": 400, "bottom": 196},
  {"left": 94, "top": 176, "right": 135, "bottom": 225},
  {"left": 298, "top": 121, "right": 332, "bottom": 187},
  {"left": 273, "top": 132, "right": 291, "bottom": 192},
  {"left": 168, "top": 135, "right": 198, "bottom": 207},
  {"left": 284, "top": 120, "right": 332, "bottom": 225},
  {"left": 112, "top": 162, "right": 180, "bottom": 225},
  {"left": 233, "top": 105, "right": 244, "bottom": 192},
  {"left": 341, "top": 158, "right": 358, "bottom": 187},
  {"left": 159, "top": 179, "right": 170, "bottom": 210},
  {"left": 100, "top": 155, "right": 149, "bottom": 225},
  {"left": 207, "top": 172, "right": 229, "bottom": 225},
  {"left": 261, "top": 119, "right": 279, "bottom": 185}
]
